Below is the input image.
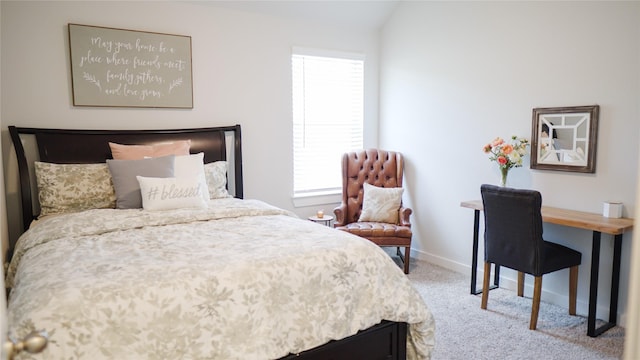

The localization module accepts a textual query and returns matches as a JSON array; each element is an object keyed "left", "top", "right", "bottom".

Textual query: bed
[{"left": 5, "top": 125, "right": 435, "bottom": 359}]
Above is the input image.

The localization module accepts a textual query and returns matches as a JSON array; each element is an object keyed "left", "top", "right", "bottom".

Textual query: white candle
[{"left": 317, "top": 210, "right": 324, "bottom": 218}]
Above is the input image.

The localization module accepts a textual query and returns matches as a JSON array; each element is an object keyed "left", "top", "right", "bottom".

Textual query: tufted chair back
[
  {"left": 333, "top": 149, "right": 413, "bottom": 274},
  {"left": 340, "top": 149, "right": 404, "bottom": 224}
]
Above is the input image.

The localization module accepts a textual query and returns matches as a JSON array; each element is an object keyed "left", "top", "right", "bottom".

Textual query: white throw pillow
[
  {"left": 358, "top": 182, "right": 404, "bottom": 223},
  {"left": 175, "top": 153, "right": 210, "bottom": 201},
  {"left": 137, "top": 176, "right": 208, "bottom": 211}
]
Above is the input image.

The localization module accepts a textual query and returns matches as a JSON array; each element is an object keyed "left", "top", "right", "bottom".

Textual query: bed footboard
[{"left": 280, "top": 321, "right": 407, "bottom": 360}]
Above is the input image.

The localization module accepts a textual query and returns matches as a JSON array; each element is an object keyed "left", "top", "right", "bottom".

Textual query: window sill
[{"left": 292, "top": 190, "right": 342, "bottom": 208}]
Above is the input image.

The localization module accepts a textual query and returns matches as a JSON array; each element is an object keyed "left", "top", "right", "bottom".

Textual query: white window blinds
[{"left": 292, "top": 50, "right": 364, "bottom": 195}]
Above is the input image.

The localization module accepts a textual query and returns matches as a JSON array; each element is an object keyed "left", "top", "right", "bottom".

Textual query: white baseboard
[{"left": 410, "top": 248, "right": 627, "bottom": 328}]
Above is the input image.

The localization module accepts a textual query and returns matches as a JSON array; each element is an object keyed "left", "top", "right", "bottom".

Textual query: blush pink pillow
[{"left": 109, "top": 140, "right": 191, "bottom": 160}]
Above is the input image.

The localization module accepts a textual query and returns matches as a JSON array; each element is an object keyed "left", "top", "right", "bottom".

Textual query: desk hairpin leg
[
  {"left": 470, "top": 209, "right": 500, "bottom": 295},
  {"left": 587, "top": 231, "right": 622, "bottom": 337}
]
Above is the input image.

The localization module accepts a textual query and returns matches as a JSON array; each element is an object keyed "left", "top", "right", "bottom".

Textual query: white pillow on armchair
[{"left": 358, "top": 182, "right": 403, "bottom": 223}]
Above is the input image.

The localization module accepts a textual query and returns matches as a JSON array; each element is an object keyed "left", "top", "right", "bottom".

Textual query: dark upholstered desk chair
[
  {"left": 480, "top": 184, "right": 582, "bottom": 330},
  {"left": 333, "top": 149, "right": 412, "bottom": 274}
]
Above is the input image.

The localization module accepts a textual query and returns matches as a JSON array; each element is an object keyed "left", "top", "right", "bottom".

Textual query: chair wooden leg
[
  {"left": 481, "top": 262, "right": 491, "bottom": 309},
  {"left": 395, "top": 247, "right": 410, "bottom": 274},
  {"left": 569, "top": 265, "right": 578, "bottom": 315},
  {"left": 530, "top": 276, "right": 542, "bottom": 330},
  {"left": 517, "top": 272, "right": 525, "bottom": 297},
  {"left": 403, "top": 246, "right": 410, "bottom": 274}
]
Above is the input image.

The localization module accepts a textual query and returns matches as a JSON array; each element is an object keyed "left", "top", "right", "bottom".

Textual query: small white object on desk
[
  {"left": 603, "top": 201, "right": 623, "bottom": 218},
  {"left": 317, "top": 209, "right": 324, "bottom": 218}
]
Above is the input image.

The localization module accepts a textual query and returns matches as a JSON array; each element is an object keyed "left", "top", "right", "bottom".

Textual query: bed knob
[{"left": 4, "top": 330, "right": 48, "bottom": 359}]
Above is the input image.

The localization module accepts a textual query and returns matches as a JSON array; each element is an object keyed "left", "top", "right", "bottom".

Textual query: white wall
[
  {"left": 380, "top": 1, "right": 640, "bottom": 324},
  {"left": 0, "top": 1, "right": 380, "bottom": 250}
]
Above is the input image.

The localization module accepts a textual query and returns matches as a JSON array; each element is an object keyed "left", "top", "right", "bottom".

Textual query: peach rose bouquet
[{"left": 483, "top": 136, "right": 529, "bottom": 186}]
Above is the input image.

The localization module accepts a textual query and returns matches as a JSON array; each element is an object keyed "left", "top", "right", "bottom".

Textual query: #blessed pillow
[
  {"left": 358, "top": 182, "right": 404, "bottom": 223},
  {"left": 137, "top": 176, "right": 207, "bottom": 211}
]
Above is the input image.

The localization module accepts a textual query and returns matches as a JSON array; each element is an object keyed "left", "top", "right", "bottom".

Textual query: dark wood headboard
[{"left": 7, "top": 125, "right": 243, "bottom": 258}]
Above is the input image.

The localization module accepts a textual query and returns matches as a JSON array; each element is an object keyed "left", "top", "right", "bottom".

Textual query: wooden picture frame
[
  {"left": 68, "top": 24, "right": 193, "bottom": 108},
  {"left": 530, "top": 105, "right": 599, "bottom": 173}
]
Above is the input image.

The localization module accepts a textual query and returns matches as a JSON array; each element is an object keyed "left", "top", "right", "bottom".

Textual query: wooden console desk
[{"left": 460, "top": 199, "right": 634, "bottom": 337}]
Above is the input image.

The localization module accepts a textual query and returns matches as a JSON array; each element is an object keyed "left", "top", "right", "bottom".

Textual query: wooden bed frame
[{"left": 7, "top": 124, "right": 409, "bottom": 360}]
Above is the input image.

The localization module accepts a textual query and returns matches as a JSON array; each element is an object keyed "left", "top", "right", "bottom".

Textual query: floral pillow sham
[
  {"left": 204, "top": 161, "right": 232, "bottom": 199},
  {"left": 34, "top": 162, "right": 116, "bottom": 217}
]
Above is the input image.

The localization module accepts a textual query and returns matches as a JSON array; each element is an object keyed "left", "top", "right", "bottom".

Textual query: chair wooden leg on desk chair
[
  {"left": 482, "top": 263, "right": 544, "bottom": 330},
  {"left": 513, "top": 271, "right": 544, "bottom": 330},
  {"left": 530, "top": 276, "right": 543, "bottom": 330},
  {"left": 530, "top": 267, "right": 579, "bottom": 329},
  {"left": 517, "top": 272, "right": 525, "bottom": 297},
  {"left": 482, "top": 264, "right": 580, "bottom": 331},
  {"left": 481, "top": 262, "right": 491, "bottom": 310},
  {"left": 569, "top": 265, "right": 579, "bottom": 315}
]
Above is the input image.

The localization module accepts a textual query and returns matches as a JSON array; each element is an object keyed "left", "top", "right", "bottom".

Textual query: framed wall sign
[
  {"left": 530, "top": 105, "right": 599, "bottom": 173},
  {"left": 68, "top": 23, "right": 193, "bottom": 108}
]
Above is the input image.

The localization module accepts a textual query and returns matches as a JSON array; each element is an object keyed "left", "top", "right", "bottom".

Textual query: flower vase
[{"left": 499, "top": 167, "right": 509, "bottom": 187}]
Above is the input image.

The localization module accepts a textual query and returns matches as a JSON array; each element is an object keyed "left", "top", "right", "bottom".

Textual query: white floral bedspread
[{"left": 6, "top": 198, "right": 435, "bottom": 359}]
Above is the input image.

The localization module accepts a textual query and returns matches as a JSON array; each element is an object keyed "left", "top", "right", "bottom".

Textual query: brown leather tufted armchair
[{"left": 333, "top": 149, "right": 412, "bottom": 274}]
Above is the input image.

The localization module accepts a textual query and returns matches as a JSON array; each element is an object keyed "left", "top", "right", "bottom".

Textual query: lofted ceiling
[{"left": 188, "top": 0, "right": 401, "bottom": 30}]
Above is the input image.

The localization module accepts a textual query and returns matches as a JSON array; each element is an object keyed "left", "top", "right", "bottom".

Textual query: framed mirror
[{"left": 530, "top": 105, "right": 599, "bottom": 173}]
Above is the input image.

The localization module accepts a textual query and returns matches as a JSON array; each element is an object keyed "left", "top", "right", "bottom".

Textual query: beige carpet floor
[{"left": 392, "top": 253, "right": 624, "bottom": 359}]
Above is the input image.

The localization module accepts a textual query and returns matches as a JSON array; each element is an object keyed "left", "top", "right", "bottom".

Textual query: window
[{"left": 292, "top": 48, "right": 364, "bottom": 197}]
